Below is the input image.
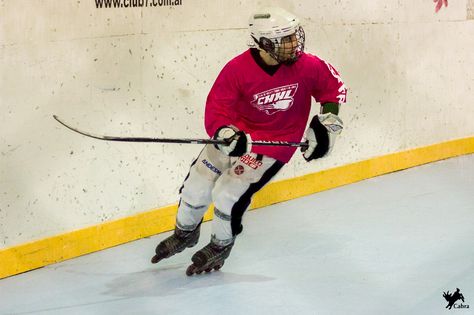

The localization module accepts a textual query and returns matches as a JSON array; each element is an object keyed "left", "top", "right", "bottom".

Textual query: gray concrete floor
[{"left": 1, "top": 154, "right": 473, "bottom": 315}]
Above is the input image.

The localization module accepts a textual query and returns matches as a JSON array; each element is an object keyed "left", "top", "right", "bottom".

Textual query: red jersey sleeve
[
  {"left": 311, "top": 57, "right": 347, "bottom": 104},
  {"left": 204, "top": 60, "right": 240, "bottom": 137}
]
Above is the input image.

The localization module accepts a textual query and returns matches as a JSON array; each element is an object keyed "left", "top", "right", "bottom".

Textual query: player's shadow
[{"left": 102, "top": 263, "right": 275, "bottom": 298}]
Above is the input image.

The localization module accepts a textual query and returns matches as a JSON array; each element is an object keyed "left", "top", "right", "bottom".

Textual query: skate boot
[
  {"left": 151, "top": 222, "right": 201, "bottom": 264},
  {"left": 186, "top": 236, "right": 234, "bottom": 276}
]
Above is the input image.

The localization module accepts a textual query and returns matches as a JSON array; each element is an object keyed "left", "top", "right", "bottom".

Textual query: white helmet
[{"left": 248, "top": 7, "right": 305, "bottom": 64}]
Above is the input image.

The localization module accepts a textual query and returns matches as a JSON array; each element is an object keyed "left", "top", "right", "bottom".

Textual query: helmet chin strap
[{"left": 258, "top": 50, "right": 280, "bottom": 66}]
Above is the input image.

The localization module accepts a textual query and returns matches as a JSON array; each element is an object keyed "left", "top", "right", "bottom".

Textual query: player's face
[{"left": 277, "top": 33, "right": 298, "bottom": 62}]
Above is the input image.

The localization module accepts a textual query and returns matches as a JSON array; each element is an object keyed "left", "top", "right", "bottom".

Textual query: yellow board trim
[{"left": 1, "top": 136, "right": 473, "bottom": 279}]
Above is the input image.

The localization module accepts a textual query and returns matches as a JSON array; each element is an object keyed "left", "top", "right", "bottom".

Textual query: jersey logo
[
  {"left": 251, "top": 83, "right": 299, "bottom": 115},
  {"left": 324, "top": 61, "right": 347, "bottom": 103}
]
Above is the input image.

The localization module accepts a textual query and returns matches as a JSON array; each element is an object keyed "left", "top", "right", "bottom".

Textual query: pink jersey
[{"left": 205, "top": 49, "right": 347, "bottom": 163}]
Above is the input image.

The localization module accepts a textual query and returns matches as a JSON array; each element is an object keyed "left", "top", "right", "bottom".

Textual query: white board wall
[{"left": 1, "top": 0, "right": 473, "bottom": 248}]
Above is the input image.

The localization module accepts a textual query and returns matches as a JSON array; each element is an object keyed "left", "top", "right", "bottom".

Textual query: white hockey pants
[{"left": 176, "top": 144, "right": 284, "bottom": 246}]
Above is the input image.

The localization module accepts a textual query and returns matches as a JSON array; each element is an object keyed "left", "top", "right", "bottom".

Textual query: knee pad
[
  {"left": 180, "top": 183, "right": 212, "bottom": 210},
  {"left": 180, "top": 161, "right": 217, "bottom": 209},
  {"left": 212, "top": 178, "right": 244, "bottom": 214},
  {"left": 212, "top": 177, "right": 250, "bottom": 237}
]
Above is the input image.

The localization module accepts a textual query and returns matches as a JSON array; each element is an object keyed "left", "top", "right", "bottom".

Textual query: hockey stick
[{"left": 53, "top": 115, "right": 309, "bottom": 148}]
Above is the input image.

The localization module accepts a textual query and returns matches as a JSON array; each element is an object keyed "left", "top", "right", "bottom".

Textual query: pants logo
[
  {"left": 234, "top": 165, "right": 245, "bottom": 175},
  {"left": 202, "top": 159, "right": 222, "bottom": 175},
  {"left": 239, "top": 154, "right": 263, "bottom": 169}
]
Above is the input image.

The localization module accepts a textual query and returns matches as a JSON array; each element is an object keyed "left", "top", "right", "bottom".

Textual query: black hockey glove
[
  {"left": 302, "top": 113, "right": 343, "bottom": 161},
  {"left": 213, "top": 126, "right": 251, "bottom": 157}
]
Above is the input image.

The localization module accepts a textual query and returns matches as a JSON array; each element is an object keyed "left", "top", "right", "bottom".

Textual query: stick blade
[{"left": 53, "top": 115, "right": 109, "bottom": 141}]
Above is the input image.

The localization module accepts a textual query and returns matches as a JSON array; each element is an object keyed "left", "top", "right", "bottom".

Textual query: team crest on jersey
[{"left": 251, "top": 83, "right": 299, "bottom": 115}]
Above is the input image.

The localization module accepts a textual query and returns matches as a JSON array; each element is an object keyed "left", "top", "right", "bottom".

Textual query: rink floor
[{"left": 0, "top": 154, "right": 473, "bottom": 315}]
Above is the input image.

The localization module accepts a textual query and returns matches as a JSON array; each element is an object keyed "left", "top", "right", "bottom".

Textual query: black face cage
[{"left": 257, "top": 26, "right": 305, "bottom": 65}]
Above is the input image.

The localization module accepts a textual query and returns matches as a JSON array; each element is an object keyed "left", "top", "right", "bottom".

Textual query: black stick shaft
[{"left": 53, "top": 115, "right": 308, "bottom": 148}]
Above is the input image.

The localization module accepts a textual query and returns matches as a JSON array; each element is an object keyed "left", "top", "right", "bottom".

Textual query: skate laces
[
  {"left": 175, "top": 228, "right": 194, "bottom": 239},
  {"left": 205, "top": 241, "right": 233, "bottom": 259},
  {"left": 163, "top": 227, "right": 198, "bottom": 253}
]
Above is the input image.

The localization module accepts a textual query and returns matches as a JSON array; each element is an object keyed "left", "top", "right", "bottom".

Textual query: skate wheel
[
  {"left": 186, "top": 265, "right": 196, "bottom": 276},
  {"left": 205, "top": 268, "right": 212, "bottom": 273},
  {"left": 196, "top": 269, "right": 203, "bottom": 274},
  {"left": 214, "top": 264, "right": 222, "bottom": 271}
]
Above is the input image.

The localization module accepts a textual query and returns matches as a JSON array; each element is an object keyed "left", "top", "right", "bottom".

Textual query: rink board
[{"left": 0, "top": 135, "right": 473, "bottom": 279}]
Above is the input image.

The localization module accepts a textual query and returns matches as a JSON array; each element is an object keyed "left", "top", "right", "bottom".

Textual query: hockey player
[{"left": 151, "top": 7, "right": 347, "bottom": 276}]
